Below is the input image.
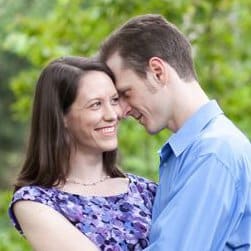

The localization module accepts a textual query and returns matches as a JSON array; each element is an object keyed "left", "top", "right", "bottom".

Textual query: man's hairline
[{"left": 106, "top": 49, "right": 174, "bottom": 86}]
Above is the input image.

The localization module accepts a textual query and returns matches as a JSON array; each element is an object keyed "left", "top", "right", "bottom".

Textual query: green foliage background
[{"left": 0, "top": 0, "right": 251, "bottom": 249}]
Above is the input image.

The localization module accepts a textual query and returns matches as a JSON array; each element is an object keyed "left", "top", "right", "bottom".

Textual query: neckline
[{"left": 52, "top": 174, "right": 132, "bottom": 199}]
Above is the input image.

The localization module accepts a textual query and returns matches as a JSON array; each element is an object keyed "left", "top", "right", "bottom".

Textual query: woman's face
[{"left": 64, "top": 71, "right": 121, "bottom": 154}]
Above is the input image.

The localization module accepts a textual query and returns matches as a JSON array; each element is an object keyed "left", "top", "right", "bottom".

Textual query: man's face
[{"left": 106, "top": 52, "right": 170, "bottom": 134}]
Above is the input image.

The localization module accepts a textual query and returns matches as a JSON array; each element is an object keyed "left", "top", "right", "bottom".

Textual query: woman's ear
[
  {"left": 63, "top": 116, "right": 68, "bottom": 128},
  {"left": 148, "top": 57, "right": 168, "bottom": 85}
]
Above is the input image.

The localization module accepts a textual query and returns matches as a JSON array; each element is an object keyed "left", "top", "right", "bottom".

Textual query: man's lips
[
  {"left": 138, "top": 115, "right": 144, "bottom": 125},
  {"left": 135, "top": 114, "right": 142, "bottom": 120}
]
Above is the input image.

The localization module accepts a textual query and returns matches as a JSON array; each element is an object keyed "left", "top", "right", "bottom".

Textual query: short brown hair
[
  {"left": 100, "top": 14, "right": 197, "bottom": 81},
  {"left": 15, "top": 56, "right": 124, "bottom": 191}
]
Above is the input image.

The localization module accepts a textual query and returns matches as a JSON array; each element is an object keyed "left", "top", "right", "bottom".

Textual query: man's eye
[{"left": 123, "top": 91, "right": 130, "bottom": 98}]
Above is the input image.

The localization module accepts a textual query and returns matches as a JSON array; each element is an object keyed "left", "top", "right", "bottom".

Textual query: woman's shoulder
[
  {"left": 127, "top": 173, "right": 157, "bottom": 191},
  {"left": 9, "top": 185, "right": 57, "bottom": 235},
  {"left": 11, "top": 185, "right": 58, "bottom": 206},
  {"left": 127, "top": 173, "right": 157, "bottom": 208},
  {"left": 127, "top": 173, "right": 157, "bottom": 183}
]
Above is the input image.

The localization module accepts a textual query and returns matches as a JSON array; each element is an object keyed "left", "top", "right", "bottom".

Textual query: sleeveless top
[{"left": 9, "top": 174, "right": 157, "bottom": 250}]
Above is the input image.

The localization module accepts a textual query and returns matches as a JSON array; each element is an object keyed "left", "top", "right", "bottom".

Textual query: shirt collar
[{"left": 159, "top": 100, "right": 224, "bottom": 159}]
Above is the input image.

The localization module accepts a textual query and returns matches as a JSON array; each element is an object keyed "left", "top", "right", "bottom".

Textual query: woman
[{"left": 9, "top": 56, "right": 157, "bottom": 251}]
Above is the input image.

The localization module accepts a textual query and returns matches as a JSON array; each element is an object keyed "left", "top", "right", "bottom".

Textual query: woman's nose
[{"left": 103, "top": 104, "right": 119, "bottom": 121}]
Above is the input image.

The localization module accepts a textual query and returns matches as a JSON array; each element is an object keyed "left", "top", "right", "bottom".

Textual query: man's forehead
[
  {"left": 116, "top": 84, "right": 129, "bottom": 93},
  {"left": 106, "top": 52, "right": 125, "bottom": 72},
  {"left": 107, "top": 57, "right": 129, "bottom": 87}
]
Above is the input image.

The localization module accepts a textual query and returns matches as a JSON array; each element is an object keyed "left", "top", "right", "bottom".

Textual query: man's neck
[{"left": 169, "top": 81, "right": 209, "bottom": 132}]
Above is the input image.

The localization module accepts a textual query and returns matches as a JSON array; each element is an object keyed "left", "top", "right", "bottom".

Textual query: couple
[{"left": 9, "top": 14, "right": 251, "bottom": 251}]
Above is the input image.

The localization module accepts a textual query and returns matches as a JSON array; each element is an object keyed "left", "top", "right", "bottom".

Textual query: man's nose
[{"left": 119, "top": 98, "right": 132, "bottom": 118}]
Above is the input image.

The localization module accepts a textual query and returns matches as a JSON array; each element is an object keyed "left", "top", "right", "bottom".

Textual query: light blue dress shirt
[{"left": 146, "top": 100, "right": 251, "bottom": 251}]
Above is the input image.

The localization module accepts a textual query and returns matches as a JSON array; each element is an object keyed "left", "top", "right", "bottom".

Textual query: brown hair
[
  {"left": 100, "top": 14, "right": 197, "bottom": 81},
  {"left": 15, "top": 56, "right": 124, "bottom": 191}
]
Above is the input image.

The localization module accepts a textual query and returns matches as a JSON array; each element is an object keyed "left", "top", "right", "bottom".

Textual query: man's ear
[{"left": 148, "top": 57, "right": 168, "bottom": 85}]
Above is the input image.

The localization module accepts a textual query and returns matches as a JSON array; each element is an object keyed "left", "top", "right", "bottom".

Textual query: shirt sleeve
[{"left": 145, "top": 154, "right": 241, "bottom": 251}]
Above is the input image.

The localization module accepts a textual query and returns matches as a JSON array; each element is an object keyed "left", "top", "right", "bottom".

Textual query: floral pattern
[{"left": 9, "top": 174, "right": 157, "bottom": 251}]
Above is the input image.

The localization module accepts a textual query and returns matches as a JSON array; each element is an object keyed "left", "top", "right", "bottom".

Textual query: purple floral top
[{"left": 9, "top": 174, "right": 157, "bottom": 250}]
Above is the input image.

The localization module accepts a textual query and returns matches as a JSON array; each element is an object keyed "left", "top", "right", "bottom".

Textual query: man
[{"left": 99, "top": 14, "right": 251, "bottom": 250}]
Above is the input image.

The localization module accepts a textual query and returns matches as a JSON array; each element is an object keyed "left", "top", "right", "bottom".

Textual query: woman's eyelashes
[
  {"left": 88, "top": 96, "right": 120, "bottom": 110},
  {"left": 111, "top": 96, "right": 120, "bottom": 105},
  {"left": 89, "top": 101, "right": 101, "bottom": 110}
]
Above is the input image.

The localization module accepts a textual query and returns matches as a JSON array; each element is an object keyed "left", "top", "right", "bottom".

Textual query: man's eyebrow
[
  {"left": 117, "top": 87, "right": 129, "bottom": 94},
  {"left": 117, "top": 89, "right": 127, "bottom": 96}
]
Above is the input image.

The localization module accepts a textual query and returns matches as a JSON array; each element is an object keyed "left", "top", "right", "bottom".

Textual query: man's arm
[{"left": 146, "top": 155, "right": 240, "bottom": 251}]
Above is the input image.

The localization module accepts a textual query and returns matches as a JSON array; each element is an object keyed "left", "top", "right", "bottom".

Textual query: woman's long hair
[{"left": 14, "top": 56, "right": 124, "bottom": 191}]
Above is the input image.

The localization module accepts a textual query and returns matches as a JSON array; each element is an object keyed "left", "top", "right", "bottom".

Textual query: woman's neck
[{"left": 68, "top": 150, "right": 106, "bottom": 183}]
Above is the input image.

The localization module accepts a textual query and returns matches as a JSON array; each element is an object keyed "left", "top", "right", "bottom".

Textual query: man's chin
[
  {"left": 147, "top": 130, "right": 159, "bottom": 135},
  {"left": 146, "top": 125, "right": 164, "bottom": 135},
  {"left": 145, "top": 125, "right": 157, "bottom": 135}
]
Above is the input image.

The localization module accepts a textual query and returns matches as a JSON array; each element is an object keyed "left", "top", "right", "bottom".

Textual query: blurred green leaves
[
  {"left": 2, "top": 0, "right": 251, "bottom": 180},
  {"left": 1, "top": 0, "right": 251, "bottom": 249},
  {"left": 0, "top": 191, "right": 32, "bottom": 251}
]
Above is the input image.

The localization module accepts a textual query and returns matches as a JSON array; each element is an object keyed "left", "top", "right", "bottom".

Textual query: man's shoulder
[
  {"left": 189, "top": 114, "right": 251, "bottom": 170},
  {"left": 191, "top": 113, "right": 247, "bottom": 149}
]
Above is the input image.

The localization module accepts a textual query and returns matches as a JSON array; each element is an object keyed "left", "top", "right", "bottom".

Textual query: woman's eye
[
  {"left": 111, "top": 97, "right": 119, "bottom": 105},
  {"left": 90, "top": 102, "right": 101, "bottom": 109}
]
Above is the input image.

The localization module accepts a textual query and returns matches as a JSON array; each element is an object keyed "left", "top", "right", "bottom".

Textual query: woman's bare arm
[{"left": 14, "top": 201, "right": 100, "bottom": 251}]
